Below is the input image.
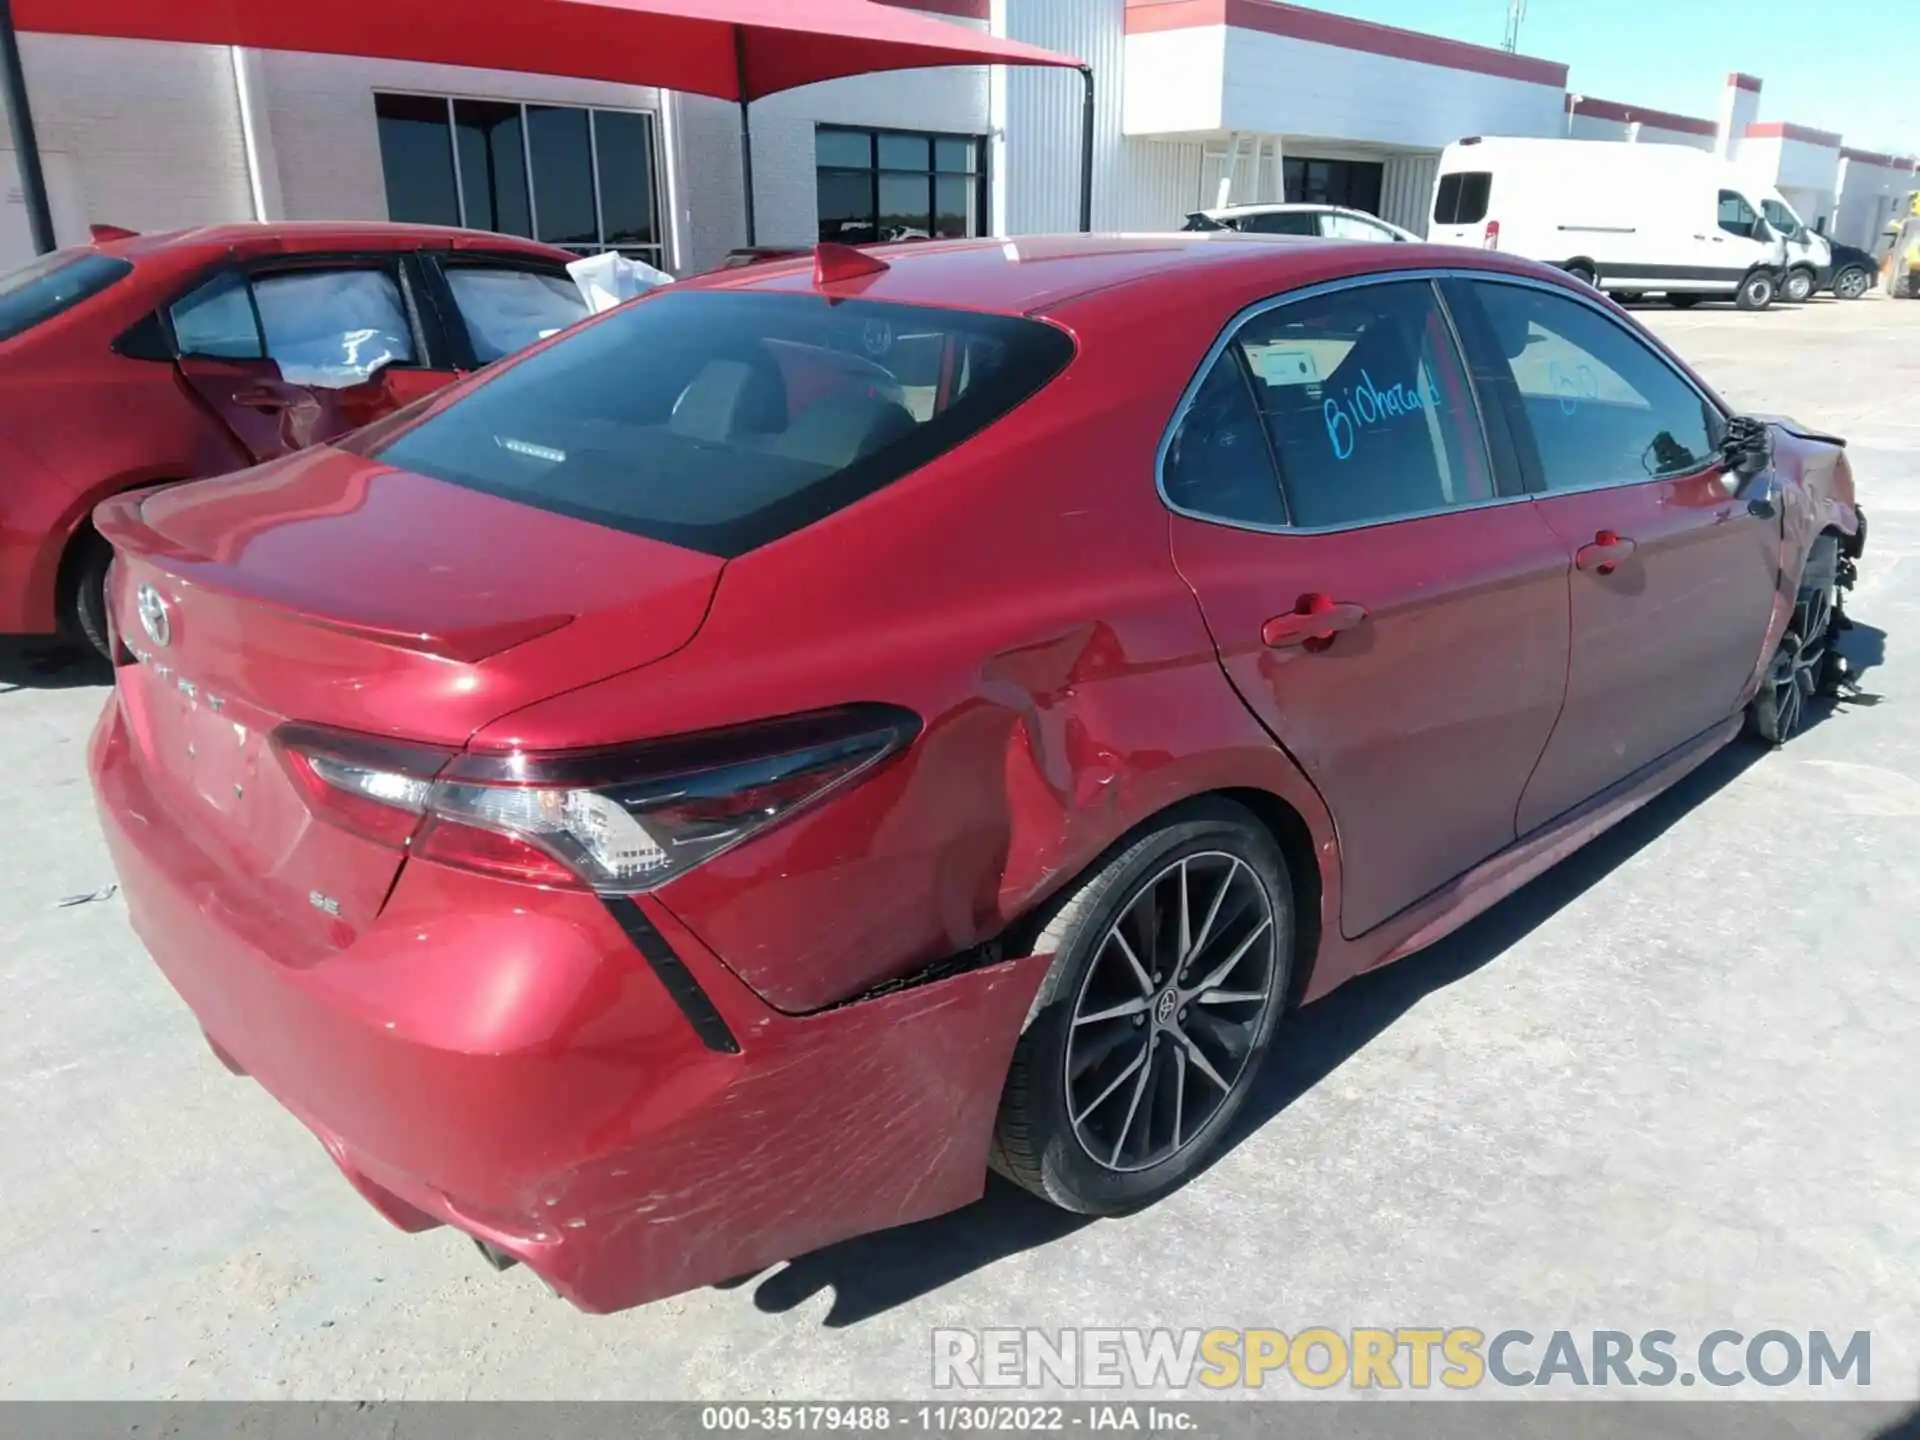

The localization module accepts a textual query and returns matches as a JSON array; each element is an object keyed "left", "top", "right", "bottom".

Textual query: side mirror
[{"left": 1719, "top": 415, "right": 1776, "bottom": 515}]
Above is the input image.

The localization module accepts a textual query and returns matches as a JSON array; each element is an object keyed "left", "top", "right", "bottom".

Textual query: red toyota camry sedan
[
  {"left": 0, "top": 222, "right": 586, "bottom": 655},
  {"left": 88, "top": 234, "right": 1864, "bottom": 1313}
]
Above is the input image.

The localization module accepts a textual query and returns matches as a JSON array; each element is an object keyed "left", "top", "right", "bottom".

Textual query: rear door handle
[
  {"left": 1262, "top": 594, "right": 1369, "bottom": 651},
  {"left": 1575, "top": 529, "right": 1637, "bottom": 575},
  {"left": 232, "top": 387, "right": 294, "bottom": 413}
]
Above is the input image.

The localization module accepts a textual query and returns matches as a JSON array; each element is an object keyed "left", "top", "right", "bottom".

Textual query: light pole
[{"left": 0, "top": 0, "right": 54, "bottom": 255}]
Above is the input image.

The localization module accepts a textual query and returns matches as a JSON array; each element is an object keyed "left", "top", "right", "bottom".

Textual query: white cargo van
[{"left": 1430, "top": 137, "right": 1789, "bottom": 310}]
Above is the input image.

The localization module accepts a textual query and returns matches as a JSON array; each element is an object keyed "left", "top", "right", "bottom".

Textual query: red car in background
[
  {"left": 89, "top": 234, "right": 1863, "bottom": 1313},
  {"left": 0, "top": 222, "right": 587, "bottom": 654}
]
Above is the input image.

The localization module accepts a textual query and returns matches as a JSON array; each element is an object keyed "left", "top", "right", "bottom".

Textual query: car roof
[
  {"left": 681, "top": 231, "right": 1545, "bottom": 316},
  {"left": 96, "top": 222, "right": 571, "bottom": 264}
]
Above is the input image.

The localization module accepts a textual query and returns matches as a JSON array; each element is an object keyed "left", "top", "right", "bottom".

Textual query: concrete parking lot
[{"left": 1, "top": 293, "right": 1916, "bottom": 1405}]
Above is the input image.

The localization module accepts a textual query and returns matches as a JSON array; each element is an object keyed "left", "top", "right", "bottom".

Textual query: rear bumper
[{"left": 89, "top": 694, "right": 1048, "bottom": 1313}]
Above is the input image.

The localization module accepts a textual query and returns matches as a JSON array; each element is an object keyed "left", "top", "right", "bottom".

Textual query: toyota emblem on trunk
[{"left": 136, "top": 584, "right": 172, "bottom": 648}]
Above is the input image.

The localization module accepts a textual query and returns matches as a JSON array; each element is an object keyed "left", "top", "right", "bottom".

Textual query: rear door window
[
  {"left": 1433, "top": 172, "right": 1491, "bottom": 226},
  {"left": 443, "top": 265, "right": 591, "bottom": 364},
  {"left": 170, "top": 264, "right": 423, "bottom": 387},
  {"left": 0, "top": 250, "right": 133, "bottom": 343},
  {"left": 1168, "top": 280, "right": 1496, "bottom": 530},
  {"left": 254, "top": 269, "right": 418, "bottom": 386},
  {"left": 362, "top": 290, "right": 1075, "bottom": 558}
]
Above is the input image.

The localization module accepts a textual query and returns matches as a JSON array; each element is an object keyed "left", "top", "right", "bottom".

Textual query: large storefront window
[
  {"left": 1283, "top": 157, "right": 1385, "bottom": 216},
  {"left": 815, "top": 126, "right": 986, "bottom": 244},
  {"left": 375, "top": 93, "right": 663, "bottom": 264}
]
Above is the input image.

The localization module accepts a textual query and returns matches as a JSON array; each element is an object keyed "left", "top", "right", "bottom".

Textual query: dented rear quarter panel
[{"left": 471, "top": 302, "right": 1340, "bottom": 1015}]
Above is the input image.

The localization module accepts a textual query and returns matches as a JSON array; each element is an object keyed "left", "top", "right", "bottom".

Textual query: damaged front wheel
[{"left": 1749, "top": 538, "right": 1841, "bottom": 746}]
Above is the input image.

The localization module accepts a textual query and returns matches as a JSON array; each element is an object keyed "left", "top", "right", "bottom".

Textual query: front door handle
[
  {"left": 232, "top": 387, "right": 294, "bottom": 413},
  {"left": 1575, "top": 529, "right": 1637, "bottom": 575},
  {"left": 1262, "top": 594, "right": 1369, "bottom": 651}
]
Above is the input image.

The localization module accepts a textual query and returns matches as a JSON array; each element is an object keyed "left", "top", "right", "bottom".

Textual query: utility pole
[
  {"left": 0, "top": 0, "right": 54, "bottom": 254},
  {"left": 1502, "top": 0, "right": 1527, "bottom": 53}
]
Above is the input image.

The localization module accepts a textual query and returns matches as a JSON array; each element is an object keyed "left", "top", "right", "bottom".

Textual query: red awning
[{"left": 12, "top": 0, "right": 1083, "bottom": 99}]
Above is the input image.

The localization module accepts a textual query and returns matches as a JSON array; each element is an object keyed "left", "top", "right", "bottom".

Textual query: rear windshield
[
  {"left": 366, "top": 290, "right": 1074, "bottom": 558},
  {"left": 1433, "top": 172, "right": 1491, "bottom": 226},
  {"left": 0, "top": 251, "right": 134, "bottom": 343}
]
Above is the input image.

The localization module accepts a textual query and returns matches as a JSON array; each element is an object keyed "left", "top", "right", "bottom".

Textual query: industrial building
[{"left": 2, "top": 0, "right": 1912, "bottom": 273}]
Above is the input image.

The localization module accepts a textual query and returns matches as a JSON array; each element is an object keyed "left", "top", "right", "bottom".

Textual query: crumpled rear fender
[{"left": 656, "top": 618, "right": 1343, "bottom": 1015}]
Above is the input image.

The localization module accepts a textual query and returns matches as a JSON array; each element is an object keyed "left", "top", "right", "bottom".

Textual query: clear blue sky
[{"left": 1307, "top": 0, "right": 1917, "bottom": 155}]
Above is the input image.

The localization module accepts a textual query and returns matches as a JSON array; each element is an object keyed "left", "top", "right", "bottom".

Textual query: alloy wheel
[
  {"left": 1834, "top": 268, "right": 1870, "bottom": 300},
  {"left": 1759, "top": 587, "right": 1835, "bottom": 744},
  {"left": 1063, "top": 852, "right": 1278, "bottom": 1173}
]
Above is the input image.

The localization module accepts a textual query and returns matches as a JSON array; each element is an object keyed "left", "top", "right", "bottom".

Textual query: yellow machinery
[{"left": 1883, "top": 192, "right": 1920, "bottom": 298}]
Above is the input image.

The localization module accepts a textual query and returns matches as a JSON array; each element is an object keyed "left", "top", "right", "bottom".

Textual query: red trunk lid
[{"left": 95, "top": 444, "right": 724, "bottom": 954}]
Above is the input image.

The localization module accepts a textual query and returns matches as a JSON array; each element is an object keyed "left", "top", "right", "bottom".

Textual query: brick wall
[{"left": 0, "top": 34, "right": 252, "bottom": 244}]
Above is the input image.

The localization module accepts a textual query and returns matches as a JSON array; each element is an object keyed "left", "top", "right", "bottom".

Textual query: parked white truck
[{"left": 1429, "top": 137, "right": 1790, "bottom": 310}]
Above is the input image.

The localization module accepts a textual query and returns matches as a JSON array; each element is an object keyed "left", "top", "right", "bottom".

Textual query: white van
[{"left": 1430, "top": 137, "right": 1789, "bottom": 310}]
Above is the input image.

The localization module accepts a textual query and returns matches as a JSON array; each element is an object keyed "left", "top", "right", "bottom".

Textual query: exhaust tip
[{"left": 473, "top": 1237, "right": 520, "bottom": 1273}]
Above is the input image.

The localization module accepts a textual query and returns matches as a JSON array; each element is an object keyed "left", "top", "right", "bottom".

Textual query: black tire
[
  {"left": 1782, "top": 268, "right": 1816, "bottom": 303},
  {"left": 1613, "top": 291, "right": 1644, "bottom": 303},
  {"left": 1563, "top": 262, "right": 1598, "bottom": 287},
  {"left": 59, "top": 529, "right": 115, "bottom": 660},
  {"left": 991, "top": 799, "right": 1294, "bottom": 1215},
  {"left": 1736, "top": 271, "right": 1777, "bottom": 311},
  {"left": 1748, "top": 537, "right": 1839, "bottom": 746},
  {"left": 1666, "top": 293, "right": 1704, "bottom": 309},
  {"left": 1831, "top": 265, "right": 1871, "bottom": 300}
]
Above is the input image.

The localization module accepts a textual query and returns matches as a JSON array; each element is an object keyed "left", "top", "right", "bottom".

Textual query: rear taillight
[
  {"left": 272, "top": 706, "right": 919, "bottom": 892},
  {"left": 1482, "top": 220, "right": 1500, "bottom": 250},
  {"left": 275, "top": 726, "right": 444, "bottom": 848}
]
